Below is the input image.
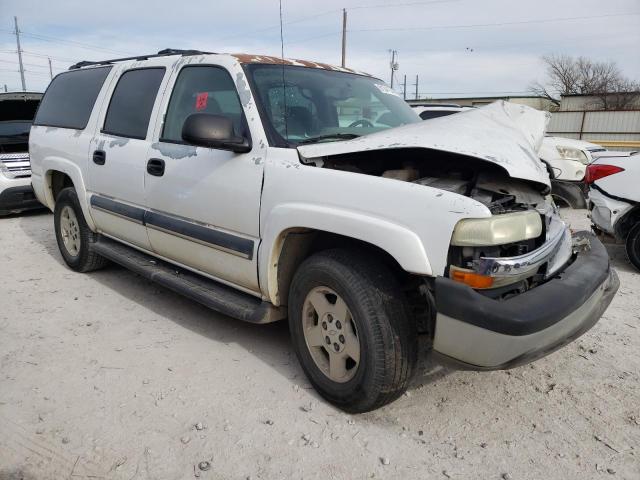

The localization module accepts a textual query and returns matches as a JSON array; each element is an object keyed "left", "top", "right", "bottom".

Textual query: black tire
[
  {"left": 288, "top": 249, "right": 417, "bottom": 413},
  {"left": 625, "top": 222, "right": 640, "bottom": 272},
  {"left": 54, "top": 187, "right": 108, "bottom": 272},
  {"left": 551, "top": 180, "right": 587, "bottom": 209}
]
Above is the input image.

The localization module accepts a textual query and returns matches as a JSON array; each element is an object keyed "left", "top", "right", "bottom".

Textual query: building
[
  {"left": 406, "top": 95, "right": 555, "bottom": 111},
  {"left": 558, "top": 92, "right": 640, "bottom": 111}
]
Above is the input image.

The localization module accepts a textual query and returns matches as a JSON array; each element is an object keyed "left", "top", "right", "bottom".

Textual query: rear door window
[
  {"left": 103, "top": 68, "right": 165, "bottom": 139},
  {"left": 33, "top": 67, "right": 111, "bottom": 130}
]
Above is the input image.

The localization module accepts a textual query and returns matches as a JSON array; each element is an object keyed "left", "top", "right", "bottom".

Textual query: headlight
[
  {"left": 556, "top": 146, "right": 588, "bottom": 164},
  {"left": 451, "top": 210, "right": 542, "bottom": 246}
]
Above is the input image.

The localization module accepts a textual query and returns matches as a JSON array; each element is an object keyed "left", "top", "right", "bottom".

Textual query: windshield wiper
[{"left": 297, "top": 133, "right": 361, "bottom": 145}]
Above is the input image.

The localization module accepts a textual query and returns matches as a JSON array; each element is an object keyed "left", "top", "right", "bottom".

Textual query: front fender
[{"left": 260, "top": 202, "right": 432, "bottom": 304}]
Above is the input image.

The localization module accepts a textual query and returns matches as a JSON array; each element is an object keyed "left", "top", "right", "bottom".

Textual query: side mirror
[{"left": 182, "top": 113, "right": 251, "bottom": 153}]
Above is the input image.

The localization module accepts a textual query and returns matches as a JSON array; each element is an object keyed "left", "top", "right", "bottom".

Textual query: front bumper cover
[
  {"left": 0, "top": 184, "right": 42, "bottom": 214},
  {"left": 433, "top": 232, "right": 619, "bottom": 370}
]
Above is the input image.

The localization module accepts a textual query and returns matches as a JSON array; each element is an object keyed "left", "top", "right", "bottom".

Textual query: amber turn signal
[{"left": 450, "top": 269, "right": 494, "bottom": 289}]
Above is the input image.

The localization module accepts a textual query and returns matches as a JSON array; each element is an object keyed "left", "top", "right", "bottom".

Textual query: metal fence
[{"left": 547, "top": 110, "right": 640, "bottom": 151}]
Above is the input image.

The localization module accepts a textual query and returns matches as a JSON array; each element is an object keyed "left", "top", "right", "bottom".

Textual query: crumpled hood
[{"left": 298, "top": 100, "right": 552, "bottom": 188}]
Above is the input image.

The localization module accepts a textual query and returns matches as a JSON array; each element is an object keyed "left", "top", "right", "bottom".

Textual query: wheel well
[
  {"left": 49, "top": 171, "right": 74, "bottom": 203},
  {"left": 275, "top": 230, "right": 402, "bottom": 305},
  {"left": 274, "top": 229, "right": 435, "bottom": 334},
  {"left": 615, "top": 205, "right": 640, "bottom": 240}
]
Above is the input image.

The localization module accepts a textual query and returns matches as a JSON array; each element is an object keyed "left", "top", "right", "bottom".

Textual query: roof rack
[{"left": 69, "top": 48, "right": 213, "bottom": 70}]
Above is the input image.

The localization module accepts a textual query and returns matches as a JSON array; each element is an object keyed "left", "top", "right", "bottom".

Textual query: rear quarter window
[
  {"left": 33, "top": 67, "right": 112, "bottom": 130},
  {"left": 102, "top": 68, "right": 165, "bottom": 139}
]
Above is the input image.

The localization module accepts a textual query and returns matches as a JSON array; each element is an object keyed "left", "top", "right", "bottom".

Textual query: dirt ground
[{"left": 0, "top": 208, "right": 638, "bottom": 480}]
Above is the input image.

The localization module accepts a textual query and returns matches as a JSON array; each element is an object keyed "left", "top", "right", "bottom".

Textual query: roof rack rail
[{"left": 69, "top": 48, "right": 213, "bottom": 70}]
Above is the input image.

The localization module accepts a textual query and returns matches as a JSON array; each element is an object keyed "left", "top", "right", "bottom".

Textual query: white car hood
[{"left": 298, "top": 101, "right": 552, "bottom": 188}]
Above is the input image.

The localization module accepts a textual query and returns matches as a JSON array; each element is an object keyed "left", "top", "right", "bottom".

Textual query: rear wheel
[
  {"left": 625, "top": 222, "right": 640, "bottom": 272},
  {"left": 54, "top": 187, "right": 108, "bottom": 272},
  {"left": 288, "top": 249, "right": 417, "bottom": 413}
]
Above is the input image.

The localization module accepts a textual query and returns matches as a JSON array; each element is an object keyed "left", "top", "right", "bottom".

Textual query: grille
[{"left": 0, "top": 153, "right": 31, "bottom": 179}]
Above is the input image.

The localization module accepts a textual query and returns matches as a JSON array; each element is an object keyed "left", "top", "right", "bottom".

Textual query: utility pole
[
  {"left": 341, "top": 9, "right": 347, "bottom": 68},
  {"left": 14, "top": 16, "right": 26, "bottom": 92},
  {"left": 403, "top": 74, "right": 407, "bottom": 100},
  {"left": 413, "top": 74, "right": 419, "bottom": 100},
  {"left": 48, "top": 57, "right": 53, "bottom": 80},
  {"left": 389, "top": 50, "right": 398, "bottom": 88},
  {"left": 3, "top": 84, "right": 7, "bottom": 93}
]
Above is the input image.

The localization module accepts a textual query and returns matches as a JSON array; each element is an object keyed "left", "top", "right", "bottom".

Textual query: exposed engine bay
[
  {"left": 302, "top": 147, "right": 555, "bottom": 298},
  {"left": 304, "top": 147, "right": 549, "bottom": 213}
]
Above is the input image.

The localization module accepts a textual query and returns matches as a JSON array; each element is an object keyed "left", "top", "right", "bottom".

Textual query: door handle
[
  {"left": 147, "top": 158, "right": 165, "bottom": 177},
  {"left": 93, "top": 150, "right": 106, "bottom": 165}
]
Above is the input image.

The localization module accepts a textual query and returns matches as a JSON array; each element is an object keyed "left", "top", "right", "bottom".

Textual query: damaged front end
[
  {"left": 296, "top": 102, "right": 619, "bottom": 369},
  {"left": 297, "top": 102, "right": 576, "bottom": 298}
]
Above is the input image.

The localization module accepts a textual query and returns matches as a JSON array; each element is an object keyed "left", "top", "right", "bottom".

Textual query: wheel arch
[
  {"left": 260, "top": 203, "right": 433, "bottom": 306},
  {"left": 42, "top": 159, "right": 96, "bottom": 230},
  {"left": 615, "top": 205, "right": 640, "bottom": 240}
]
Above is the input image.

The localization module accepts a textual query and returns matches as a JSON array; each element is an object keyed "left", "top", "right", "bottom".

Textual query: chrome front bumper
[{"left": 471, "top": 214, "right": 573, "bottom": 282}]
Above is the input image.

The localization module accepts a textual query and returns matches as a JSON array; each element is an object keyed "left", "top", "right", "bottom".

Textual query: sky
[{"left": 1, "top": 0, "right": 639, "bottom": 98}]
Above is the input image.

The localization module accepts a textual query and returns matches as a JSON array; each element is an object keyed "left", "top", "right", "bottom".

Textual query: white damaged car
[
  {"left": 588, "top": 151, "right": 640, "bottom": 270},
  {"left": 29, "top": 50, "right": 618, "bottom": 411}
]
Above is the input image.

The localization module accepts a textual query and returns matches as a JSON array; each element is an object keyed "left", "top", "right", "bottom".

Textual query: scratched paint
[
  {"left": 108, "top": 138, "right": 130, "bottom": 148},
  {"left": 231, "top": 53, "right": 370, "bottom": 77},
  {"left": 150, "top": 142, "right": 197, "bottom": 159}
]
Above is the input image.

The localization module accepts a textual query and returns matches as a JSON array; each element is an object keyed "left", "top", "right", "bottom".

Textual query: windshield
[
  {"left": 245, "top": 64, "right": 420, "bottom": 146},
  {"left": 0, "top": 121, "right": 32, "bottom": 139}
]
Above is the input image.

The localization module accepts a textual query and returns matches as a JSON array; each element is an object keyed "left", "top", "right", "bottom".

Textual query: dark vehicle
[{"left": 0, "top": 92, "right": 43, "bottom": 215}]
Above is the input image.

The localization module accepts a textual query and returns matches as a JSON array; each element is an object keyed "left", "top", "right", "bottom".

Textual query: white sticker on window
[{"left": 374, "top": 84, "right": 401, "bottom": 97}]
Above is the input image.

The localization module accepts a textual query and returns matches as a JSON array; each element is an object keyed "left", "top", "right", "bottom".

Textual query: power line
[
  {"left": 215, "top": 9, "right": 341, "bottom": 42},
  {"left": 350, "top": 0, "right": 460, "bottom": 9},
  {"left": 0, "top": 58, "right": 60, "bottom": 70},
  {"left": 1, "top": 29, "right": 132, "bottom": 55},
  {"left": 350, "top": 12, "right": 640, "bottom": 32},
  {"left": 214, "top": 0, "right": 460, "bottom": 43},
  {"left": 21, "top": 50, "right": 76, "bottom": 63}
]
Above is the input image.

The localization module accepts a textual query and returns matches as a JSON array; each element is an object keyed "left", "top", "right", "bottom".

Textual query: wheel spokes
[
  {"left": 343, "top": 323, "right": 360, "bottom": 363},
  {"left": 305, "top": 324, "right": 326, "bottom": 348},
  {"left": 307, "top": 289, "right": 332, "bottom": 315},
  {"left": 331, "top": 296, "right": 350, "bottom": 322},
  {"left": 329, "top": 352, "right": 348, "bottom": 379}
]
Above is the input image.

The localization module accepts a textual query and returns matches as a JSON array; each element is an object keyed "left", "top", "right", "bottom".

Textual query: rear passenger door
[{"left": 87, "top": 65, "right": 167, "bottom": 250}]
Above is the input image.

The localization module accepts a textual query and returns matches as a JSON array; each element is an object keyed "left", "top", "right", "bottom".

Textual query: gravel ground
[{"left": 0, "top": 208, "right": 638, "bottom": 480}]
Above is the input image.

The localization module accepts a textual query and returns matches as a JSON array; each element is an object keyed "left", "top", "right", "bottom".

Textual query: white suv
[
  {"left": 0, "top": 92, "right": 43, "bottom": 215},
  {"left": 30, "top": 49, "right": 618, "bottom": 412}
]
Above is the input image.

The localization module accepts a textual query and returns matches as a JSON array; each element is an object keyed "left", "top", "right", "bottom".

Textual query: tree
[{"left": 529, "top": 54, "right": 640, "bottom": 110}]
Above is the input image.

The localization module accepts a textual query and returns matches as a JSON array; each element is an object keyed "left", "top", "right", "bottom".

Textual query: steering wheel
[{"left": 348, "top": 119, "right": 374, "bottom": 128}]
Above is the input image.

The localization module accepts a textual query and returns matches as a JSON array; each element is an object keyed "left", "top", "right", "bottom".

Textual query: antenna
[{"left": 279, "top": 0, "right": 289, "bottom": 141}]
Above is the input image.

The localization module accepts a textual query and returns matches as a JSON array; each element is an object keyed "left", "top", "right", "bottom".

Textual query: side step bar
[{"left": 93, "top": 236, "right": 285, "bottom": 324}]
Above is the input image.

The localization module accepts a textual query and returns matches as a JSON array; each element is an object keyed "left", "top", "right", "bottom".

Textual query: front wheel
[
  {"left": 625, "top": 222, "right": 640, "bottom": 272},
  {"left": 288, "top": 249, "right": 417, "bottom": 413}
]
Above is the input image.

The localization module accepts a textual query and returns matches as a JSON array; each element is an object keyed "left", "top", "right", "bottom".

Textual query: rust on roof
[{"left": 231, "top": 53, "right": 371, "bottom": 76}]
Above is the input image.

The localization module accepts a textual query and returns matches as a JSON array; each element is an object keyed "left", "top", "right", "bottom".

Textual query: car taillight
[{"left": 585, "top": 164, "right": 624, "bottom": 184}]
